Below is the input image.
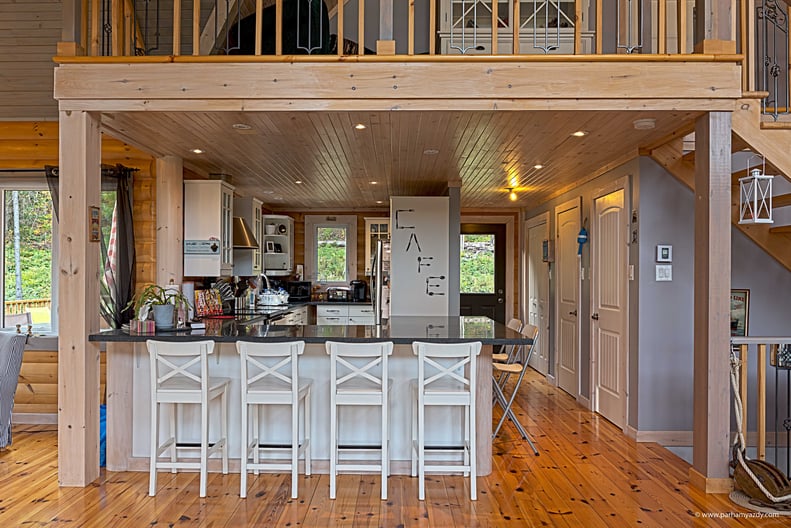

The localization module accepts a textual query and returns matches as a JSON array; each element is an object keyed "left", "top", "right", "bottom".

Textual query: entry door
[
  {"left": 555, "top": 200, "right": 580, "bottom": 397},
  {"left": 526, "top": 217, "right": 549, "bottom": 375},
  {"left": 460, "top": 223, "right": 506, "bottom": 323},
  {"left": 592, "top": 186, "right": 628, "bottom": 428}
]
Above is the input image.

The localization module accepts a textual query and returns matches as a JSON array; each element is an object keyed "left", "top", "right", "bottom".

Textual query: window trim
[{"left": 304, "top": 215, "right": 357, "bottom": 287}]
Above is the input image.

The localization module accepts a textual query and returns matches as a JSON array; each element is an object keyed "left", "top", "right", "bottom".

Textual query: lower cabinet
[
  {"left": 278, "top": 305, "right": 307, "bottom": 325},
  {"left": 317, "top": 305, "right": 375, "bottom": 325}
]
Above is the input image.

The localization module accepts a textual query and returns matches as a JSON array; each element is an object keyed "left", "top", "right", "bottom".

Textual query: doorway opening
[{"left": 459, "top": 223, "right": 506, "bottom": 323}]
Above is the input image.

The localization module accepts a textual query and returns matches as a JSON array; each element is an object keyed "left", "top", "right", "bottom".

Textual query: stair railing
[{"left": 755, "top": 0, "right": 790, "bottom": 121}]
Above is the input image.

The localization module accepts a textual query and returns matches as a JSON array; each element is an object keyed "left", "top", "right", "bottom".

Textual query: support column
[
  {"left": 447, "top": 183, "right": 461, "bottom": 317},
  {"left": 690, "top": 112, "right": 732, "bottom": 493},
  {"left": 58, "top": 110, "right": 102, "bottom": 486},
  {"left": 156, "top": 156, "right": 184, "bottom": 285}
]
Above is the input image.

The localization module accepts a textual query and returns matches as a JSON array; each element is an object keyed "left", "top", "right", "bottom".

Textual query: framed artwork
[
  {"left": 730, "top": 289, "right": 750, "bottom": 337},
  {"left": 265, "top": 241, "right": 275, "bottom": 253}
]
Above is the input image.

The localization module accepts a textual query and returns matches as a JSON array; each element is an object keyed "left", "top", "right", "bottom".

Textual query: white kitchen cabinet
[
  {"left": 184, "top": 180, "right": 235, "bottom": 277},
  {"left": 262, "top": 214, "right": 294, "bottom": 276},
  {"left": 364, "top": 217, "right": 390, "bottom": 276},
  {"left": 233, "top": 196, "right": 263, "bottom": 276},
  {"left": 316, "top": 304, "right": 375, "bottom": 325},
  {"left": 439, "top": 0, "right": 593, "bottom": 55},
  {"left": 347, "top": 305, "right": 376, "bottom": 325},
  {"left": 277, "top": 305, "right": 307, "bottom": 325}
]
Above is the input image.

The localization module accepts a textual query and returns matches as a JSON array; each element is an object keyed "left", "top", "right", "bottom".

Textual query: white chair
[
  {"left": 146, "top": 339, "right": 230, "bottom": 498},
  {"left": 237, "top": 340, "right": 312, "bottom": 499},
  {"left": 492, "top": 324, "right": 540, "bottom": 456},
  {"left": 326, "top": 340, "right": 394, "bottom": 500},
  {"left": 491, "top": 318, "right": 523, "bottom": 363},
  {"left": 410, "top": 341, "right": 482, "bottom": 501}
]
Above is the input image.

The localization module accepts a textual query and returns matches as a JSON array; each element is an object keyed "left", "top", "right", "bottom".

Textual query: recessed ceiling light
[
  {"left": 533, "top": 164, "right": 544, "bottom": 170},
  {"left": 294, "top": 180, "right": 303, "bottom": 184},
  {"left": 354, "top": 123, "right": 367, "bottom": 130},
  {"left": 232, "top": 123, "right": 253, "bottom": 130},
  {"left": 191, "top": 148, "right": 204, "bottom": 154},
  {"left": 261, "top": 190, "right": 275, "bottom": 194},
  {"left": 376, "top": 200, "right": 384, "bottom": 204},
  {"left": 369, "top": 181, "right": 378, "bottom": 185},
  {"left": 633, "top": 118, "right": 656, "bottom": 130},
  {"left": 423, "top": 148, "right": 440, "bottom": 155},
  {"left": 571, "top": 130, "right": 588, "bottom": 137},
  {"left": 507, "top": 188, "right": 518, "bottom": 201}
]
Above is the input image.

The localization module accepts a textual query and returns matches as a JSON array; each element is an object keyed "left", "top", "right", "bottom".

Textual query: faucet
[{"left": 261, "top": 273, "right": 271, "bottom": 292}]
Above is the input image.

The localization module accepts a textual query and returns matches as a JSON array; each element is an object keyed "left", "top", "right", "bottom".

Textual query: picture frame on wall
[
  {"left": 731, "top": 289, "right": 750, "bottom": 337},
  {"left": 265, "top": 241, "right": 275, "bottom": 253}
]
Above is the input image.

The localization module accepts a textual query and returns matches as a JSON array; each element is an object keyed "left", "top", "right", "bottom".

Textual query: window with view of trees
[
  {"left": 316, "top": 226, "right": 347, "bottom": 282},
  {"left": 460, "top": 234, "right": 495, "bottom": 293}
]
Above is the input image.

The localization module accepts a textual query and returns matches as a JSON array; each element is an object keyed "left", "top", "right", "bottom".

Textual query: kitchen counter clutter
[{"left": 95, "top": 316, "right": 529, "bottom": 478}]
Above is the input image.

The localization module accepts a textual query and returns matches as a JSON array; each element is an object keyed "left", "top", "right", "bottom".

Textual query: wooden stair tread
[
  {"left": 769, "top": 225, "right": 791, "bottom": 234},
  {"left": 774, "top": 193, "right": 791, "bottom": 208},
  {"left": 761, "top": 121, "right": 791, "bottom": 130}
]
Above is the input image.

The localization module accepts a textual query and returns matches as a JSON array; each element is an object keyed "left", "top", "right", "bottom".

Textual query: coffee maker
[{"left": 350, "top": 280, "right": 367, "bottom": 302}]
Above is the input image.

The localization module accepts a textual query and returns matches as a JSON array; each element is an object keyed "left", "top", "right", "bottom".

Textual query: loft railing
[
  {"left": 731, "top": 337, "right": 791, "bottom": 479},
  {"left": 67, "top": 0, "right": 747, "bottom": 58}
]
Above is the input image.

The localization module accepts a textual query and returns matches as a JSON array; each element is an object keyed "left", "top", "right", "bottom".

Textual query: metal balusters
[
  {"left": 757, "top": 0, "right": 790, "bottom": 121},
  {"left": 616, "top": 0, "right": 643, "bottom": 53}
]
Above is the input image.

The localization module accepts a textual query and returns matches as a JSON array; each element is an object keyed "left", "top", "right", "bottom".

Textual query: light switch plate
[{"left": 656, "top": 264, "right": 672, "bottom": 281}]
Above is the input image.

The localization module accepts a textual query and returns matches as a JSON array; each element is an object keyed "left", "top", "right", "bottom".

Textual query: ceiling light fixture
[
  {"left": 533, "top": 164, "right": 544, "bottom": 170},
  {"left": 294, "top": 180, "right": 303, "bottom": 184},
  {"left": 231, "top": 123, "right": 253, "bottom": 130},
  {"left": 376, "top": 200, "right": 384, "bottom": 204},
  {"left": 571, "top": 130, "right": 588, "bottom": 137},
  {"left": 354, "top": 123, "right": 367, "bottom": 130},
  {"left": 507, "top": 188, "right": 518, "bottom": 202},
  {"left": 370, "top": 181, "right": 378, "bottom": 185},
  {"left": 633, "top": 118, "right": 656, "bottom": 130},
  {"left": 191, "top": 148, "right": 204, "bottom": 154},
  {"left": 423, "top": 148, "right": 440, "bottom": 155}
]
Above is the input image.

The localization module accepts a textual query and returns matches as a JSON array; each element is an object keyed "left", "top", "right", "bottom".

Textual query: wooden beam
[
  {"left": 155, "top": 156, "right": 184, "bottom": 285},
  {"left": 691, "top": 111, "right": 732, "bottom": 491},
  {"left": 57, "top": 109, "right": 102, "bottom": 486},
  {"left": 732, "top": 99, "right": 791, "bottom": 181}
]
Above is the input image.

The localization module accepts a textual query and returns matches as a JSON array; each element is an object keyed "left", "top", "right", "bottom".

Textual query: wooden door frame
[
  {"left": 589, "top": 176, "right": 630, "bottom": 429},
  {"left": 553, "top": 197, "right": 582, "bottom": 395},
  {"left": 461, "top": 214, "right": 517, "bottom": 323},
  {"left": 525, "top": 211, "right": 550, "bottom": 377}
]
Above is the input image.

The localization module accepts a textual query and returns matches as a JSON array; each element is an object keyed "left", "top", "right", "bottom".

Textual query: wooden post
[
  {"left": 739, "top": 344, "right": 748, "bottom": 446},
  {"left": 491, "top": 0, "right": 498, "bottom": 54},
  {"left": 255, "top": 0, "right": 263, "bottom": 56},
  {"left": 690, "top": 111, "right": 732, "bottom": 494},
  {"left": 58, "top": 0, "right": 84, "bottom": 56},
  {"left": 758, "top": 344, "right": 767, "bottom": 460},
  {"left": 337, "top": 0, "right": 344, "bottom": 56},
  {"left": 694, "top": 0, "right": 736, "bottom": 54},
  {"left": 595, "top": 0, "right": 603, "bottom": 54},
  {"left": 512, "top": 0, "right": 520, "bottom": 54},
  {"left": 476, "top": 345, "right": 492, "bottom": 475},
  {"left": 156, "top": 156, "right": 184, "bottom": 285},
  {"left": 429, "top": 0, "right": 436, "bottom": 55},
  {"left": 57, "top": 110, "right": 102, "bottom": 486},
  {"left": 173, "top": 0, "right": 182, "bottom": 55},
  {"left": 657, "top": 0, "right": 666, "bottom": 54},
  {"left": 106, "top": 342, "right": 133, "bottom": 471},
  {"left": 193, "top": 0, "right": 201, "bottom": 55}
]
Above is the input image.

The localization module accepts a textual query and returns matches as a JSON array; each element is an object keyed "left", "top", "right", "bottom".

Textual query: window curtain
[{"left": 44, "top": 164, "right": 136, "bottom": 328}]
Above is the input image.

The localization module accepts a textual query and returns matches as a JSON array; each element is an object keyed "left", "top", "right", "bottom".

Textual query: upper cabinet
[
  {"left": 364, "top": 217, "right": 390, "bottom": 276},
  {"left": 262, "top": 214, "right": 294, "bottom": 277},
  {"left": 439, "top": 0, "right": 593, "bottom": 55},
  {"left": 233, "top": 196, "right": 263, "bottom": 277},
  {"left": 184, "top": 180, "right": 235, "bottom": 277}
]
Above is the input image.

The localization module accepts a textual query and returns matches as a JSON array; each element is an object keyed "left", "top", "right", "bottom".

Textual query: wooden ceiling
[{"left": 101, "top": 109, "right": 701, "bottom": 210}]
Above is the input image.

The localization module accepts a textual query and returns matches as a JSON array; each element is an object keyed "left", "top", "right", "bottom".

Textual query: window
[
  {"left": 460, "top": 233, "right": 495, "bottom": 293},
  {"left": 304, "top": 215, "right": 357, "bottom": 286},
  {"left": 1, "top": 179, "right": 57, "bottom": 332}
]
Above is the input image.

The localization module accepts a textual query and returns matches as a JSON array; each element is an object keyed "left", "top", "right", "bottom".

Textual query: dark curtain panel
[{"left": 44, "top": 164, "right": 137, "bottom": 328}]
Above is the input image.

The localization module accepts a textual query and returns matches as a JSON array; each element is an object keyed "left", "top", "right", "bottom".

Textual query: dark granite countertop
[{"left": 89, "top": 316, "right": 529, "bottom": 345}]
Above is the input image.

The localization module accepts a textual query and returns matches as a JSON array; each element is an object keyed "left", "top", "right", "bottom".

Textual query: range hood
[{"left": 232, "top": 217, "right": 259, "bottom": 249}]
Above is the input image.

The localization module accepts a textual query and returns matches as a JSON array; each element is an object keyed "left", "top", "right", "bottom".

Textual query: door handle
[
  {"left": 569, "top": 310, "right": 577, "bottom": 316},
  {"left": 591, "top": 313, "right": 599, "bottom": 320}
]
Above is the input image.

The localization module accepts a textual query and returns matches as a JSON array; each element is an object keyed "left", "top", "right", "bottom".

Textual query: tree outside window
[{"left": 316, "top": 227, "right": 347, "bottom": 282}]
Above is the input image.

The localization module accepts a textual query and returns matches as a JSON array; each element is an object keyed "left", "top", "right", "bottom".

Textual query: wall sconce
[
  {"left": 507, "top": 188, "right": 517, "bottom": 201},
  {"left": 739, "top": 156, "right": 774, "bottom": 224}
]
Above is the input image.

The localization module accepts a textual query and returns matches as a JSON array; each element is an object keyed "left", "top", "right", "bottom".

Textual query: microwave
[{"left": 286, "top": 281, "right": 311, "bottom": 302}]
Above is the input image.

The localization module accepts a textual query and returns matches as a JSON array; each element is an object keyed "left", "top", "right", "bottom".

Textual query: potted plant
[{"left": 127, "top": 284, "right": 192, "bottom": 329}]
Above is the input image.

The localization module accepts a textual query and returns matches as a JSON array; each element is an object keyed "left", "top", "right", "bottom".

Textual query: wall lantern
[{"left": 739, "top": 156, "right": 774, "bottom": 224}]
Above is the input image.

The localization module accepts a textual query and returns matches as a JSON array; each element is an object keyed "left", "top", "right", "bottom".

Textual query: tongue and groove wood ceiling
[{"left": 102, "top": 109, "right": 700, "bottom": 210}]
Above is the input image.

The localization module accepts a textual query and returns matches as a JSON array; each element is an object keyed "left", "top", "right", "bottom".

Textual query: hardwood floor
[{"left": 1, "top": 369, "right": 786, "bottom": 527}]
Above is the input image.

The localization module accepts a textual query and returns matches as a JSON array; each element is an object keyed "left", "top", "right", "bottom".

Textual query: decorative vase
[{"left": 152, "top": 304, "right": 175, "bottom": 329}]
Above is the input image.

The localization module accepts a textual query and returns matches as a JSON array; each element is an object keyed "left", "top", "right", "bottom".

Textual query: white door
[
  {"left": 526, "top": 216, "right": 549, "bottom": 375},
  {"left": 555, "top": 199, "right": 580, "bottom": 397},
  {"left": 591, "top": 186, "right": 628, "bottom": 428}
]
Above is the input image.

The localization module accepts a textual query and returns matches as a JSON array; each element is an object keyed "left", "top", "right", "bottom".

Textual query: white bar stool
[
  {"left": 325, "top": 340, "right": 394, "bottom": 500},
  {"left": 237, "top": 340, "right": 312, "bottom": 499},
  {"left": 146, "top": 339, "right": 230, "bottom": 498},
  {"left": 410, "top": 341, "right": 482, "bottom": 501}
]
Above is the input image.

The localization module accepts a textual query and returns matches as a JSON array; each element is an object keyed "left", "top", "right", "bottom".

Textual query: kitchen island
[{"left": 92, "top": 316, "right": 530, "bottom": 476}]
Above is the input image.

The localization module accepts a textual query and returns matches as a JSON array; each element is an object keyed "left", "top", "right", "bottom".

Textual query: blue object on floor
[{"left": 100, "top": 404, "right": 106, "bottom": 467}]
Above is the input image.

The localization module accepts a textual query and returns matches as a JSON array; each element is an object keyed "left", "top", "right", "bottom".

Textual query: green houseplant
[{"left": 127, "top": 284, "right": 191, "bottom": 329}]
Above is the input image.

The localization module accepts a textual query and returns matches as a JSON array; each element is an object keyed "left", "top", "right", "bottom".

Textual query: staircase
[{"left": 649, "top": 96, "right": 791, "bottom": 273}]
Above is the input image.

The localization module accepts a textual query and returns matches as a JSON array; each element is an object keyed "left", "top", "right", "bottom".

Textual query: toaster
[{"left": 326, "top": 287, "right": 351, "bottom": 302}]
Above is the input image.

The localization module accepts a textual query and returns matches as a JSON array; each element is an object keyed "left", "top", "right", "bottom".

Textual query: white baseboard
[
  {"left": 576, "top": 394, "right": 591, "bottom": 410},
  {"left": 12, "top": 413, "right": 57, "bottom": 425},
  {"left": 624, "top": 425, "right": 638, "bottom": 440},
  {"left": 635, "top": 430, "right": 693, "bottom": 445}
]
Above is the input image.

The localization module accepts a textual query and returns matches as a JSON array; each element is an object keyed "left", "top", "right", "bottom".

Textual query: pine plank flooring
[{"left": 1, "top": 369, "right": 787, "bottom": 527}]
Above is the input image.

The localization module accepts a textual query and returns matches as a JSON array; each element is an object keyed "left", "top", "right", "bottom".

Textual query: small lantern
[{"left": 739, "top": 157, "right": 774, "bottom": 224}]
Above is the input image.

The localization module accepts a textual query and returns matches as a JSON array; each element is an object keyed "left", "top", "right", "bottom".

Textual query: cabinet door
[
  {"left": 220, "top": 186, "right": 233, "bottom": 273},
  {"left": 253, "top": 205, "right": 263, "bottom": 273},
  {"left": 364, "top": 218, "right": 390, "bottom": 275}
]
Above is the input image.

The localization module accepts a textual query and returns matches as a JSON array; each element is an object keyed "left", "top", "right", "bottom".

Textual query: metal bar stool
[
  {"left": 326, "top": 340, "right": 393, "bottom": 500},
  {"left": 410, "top": 341, "right": 482, "bottom": 500},
  {"left": 237, "top": 340, "right": 312, "bottom": 499},
  {"left": 146, "top": 339, "right": 230, "bottom": 498}
]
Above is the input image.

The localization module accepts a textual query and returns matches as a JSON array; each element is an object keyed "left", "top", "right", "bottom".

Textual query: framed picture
[
  {"left": 265, "top": 241, "right": 275, "bottom": 253},
  {"left": 730, "top": 289, "right": 750, "bottom": 337},
  {"left": 273, "top": 243, "right": 283, "bottom": 253}
]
